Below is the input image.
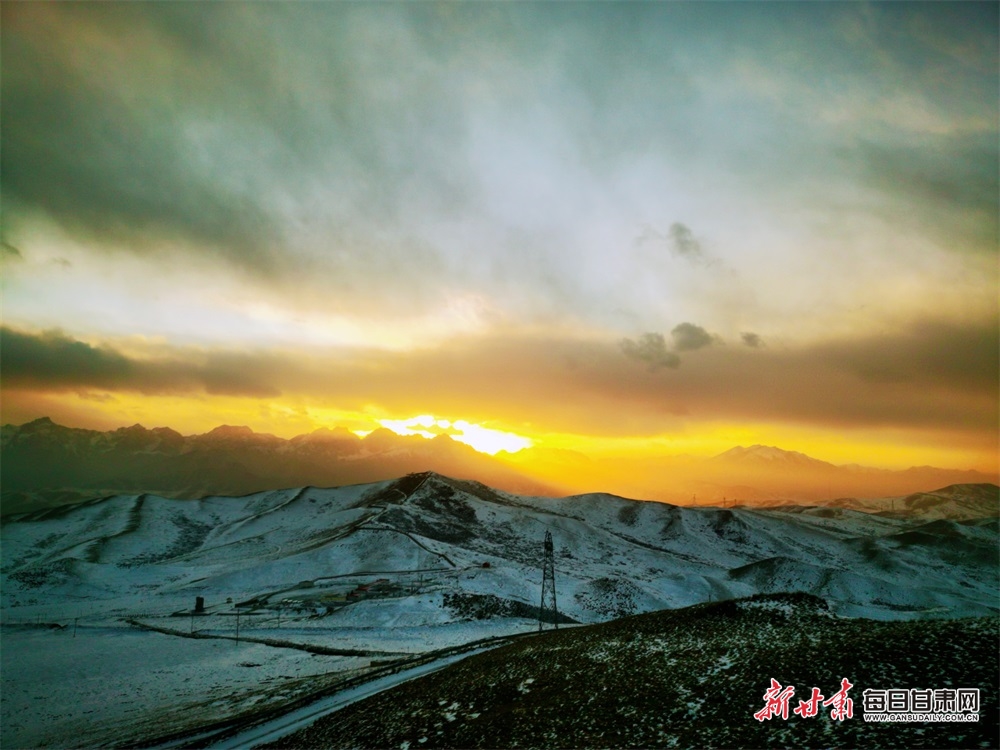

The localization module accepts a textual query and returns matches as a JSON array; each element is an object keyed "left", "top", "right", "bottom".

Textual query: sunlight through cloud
[{"left": 378, "top": 415, "right": 533, "bottom": 455}]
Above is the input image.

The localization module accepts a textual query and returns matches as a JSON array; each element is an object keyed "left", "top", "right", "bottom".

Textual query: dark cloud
[
  {"left": 0, "top": 327, "right": 280, "bottom": 398},
  {"left": 619, "top": 333, "right": 681, "bottom": 370},
  {"left": 613, "top": 318, "right": 1000, "bottom": 436},
  {"left": 634, "top": 223, "right": 709, "bottom": 267},
  {"left": 0, "top": 4, "right": 280, "bottom": 269},
  {"left": 671, "top": 323, "right": 715, "bottom": 352},
  {"left": 418, "top": 319, "right": 998, "bottom": 438},
  {"left": 668, "top": 223, "right": 704, "bottom": 261},
  {"left": 1, "top": 241, "right": 23, "bottom": 261},
  {"left": 815, "top": 319, "right": 999, "bottom": 392},
  {"left": 2, "top": 318, "right": 997, "bottom": 445},
  {"left": 2, "top": 328, "right": 133, "bottom": 387},
  {"left": 619, "top": 324, "right": 715, "bottom": 372},
  {"left": 1, "top": 1, "right": 994, "bottom": 332},
  {"left": 551, "top": 318, "right": 996, "bottom": 439},
  {"left": 0, "top": 2, "right": 473, "bottom": 281},
  {"left": 857, "top": 133, "right": 999, "bottom": 254},
  {"left": 741, "top": 332, "right": 764, "bottom": 348},
  {"left": 195, "top": 353, "right": 284, "bottom": 399}
]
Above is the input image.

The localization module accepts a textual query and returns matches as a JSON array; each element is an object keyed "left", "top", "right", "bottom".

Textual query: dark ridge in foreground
[{"left": 268, "top": 593, "right": 998, "bottom": 750}]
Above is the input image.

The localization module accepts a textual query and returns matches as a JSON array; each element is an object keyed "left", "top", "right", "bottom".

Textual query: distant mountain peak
[
  {"left": 151, "top": 426, "right": 183, "bottom": 439},
  {"left": 290, "top": 426, "right": 358, "bottom": 445},
  {"left": 709, "top": 445, "right": 840, "bottom": 476},
  {"left": 22, "top": 416, "right": 56, "bottom": 430},
  {"left": 716, "top": 444, "right": 814, "bottom": 461},
  {"left": 361, "top": 427, "right": 409, "bottom": 448},
  {"left": 310, "top": 426, "right": 355, "bottom": 438},
  {"left": 203, "top": 425, "right": 256, "bottom": 438}
]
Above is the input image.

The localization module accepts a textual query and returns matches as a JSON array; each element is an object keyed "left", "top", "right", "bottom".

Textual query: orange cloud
[{"left": 2, "top": 315, "right": 997, "bottom": 473}]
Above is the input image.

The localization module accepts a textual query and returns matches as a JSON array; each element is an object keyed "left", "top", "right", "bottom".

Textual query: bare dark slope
[{"left": 270, "top": 594, "right": 998, "bottom": 750}]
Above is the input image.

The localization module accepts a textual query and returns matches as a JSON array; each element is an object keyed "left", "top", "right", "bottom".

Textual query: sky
[{"left": 2, "top": 1, "right": 998, "bottom": 476}]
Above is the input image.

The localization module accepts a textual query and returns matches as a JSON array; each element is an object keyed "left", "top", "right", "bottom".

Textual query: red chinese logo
[{"left": 755, "top": 678, "right": 853, "bottom": 722}]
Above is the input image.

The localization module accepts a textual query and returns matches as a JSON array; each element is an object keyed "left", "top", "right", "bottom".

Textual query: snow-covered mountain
[
  {"left": 2, "top": 473, "right": 997, "bottom": 748},
  {"left": 711, "top": 444, "right": 837, "bottom": 469},
  {"left": 3, "top": 472, "right": 996, "bottom": 624}
]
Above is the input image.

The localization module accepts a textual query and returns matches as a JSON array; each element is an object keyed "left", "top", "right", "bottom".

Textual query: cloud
[
  {"left": 815, "top": 319, "right": 998, "bottom": 391},
  {"left": 1, "top": 317, "right": 997, "bottom": 447},
  {"left": 619, "top": 323, "right": 715, "bottom": 371},
  {"left": 76, "top": 391, "right": 118, "bottom": 404},
  {"left": 1, "top": 4, "right": 282, "bottom": 271},
  {"left": 671, "top": 322, "right": 715, "bottom": 352},
  {"left": 619, "top": 333, "right": 681, "bottom": 370},
  {"left": 856, "top": 133, "right": 999, "bottom": 254},
  {"left": 0, "top": 2, "right": 478, "bottom": 282},
  {"left": 1, "top": 328, "right": 133, "bottom": 386},
  {"left": 634, "top": 223, "right": 709, "bottom": 267},
  {"left": 668, "top": 223, "right": 704, "bottom": 261},
  {"left": 1, "top": 2, "right": 995, "bottom": 340},
  {"left": 1, "top": 241, "right": 23, "bottom": 261},
  {"left": 0, "top": 327, "right": 280, "bottom": 398},
  {"left": 741, "top": 332, "right": 764, "bottom": 348}
]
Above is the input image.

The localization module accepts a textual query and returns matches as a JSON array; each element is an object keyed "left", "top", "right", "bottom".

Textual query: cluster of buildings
[{"left": 274, "top": 577, "right": 409, "bottom": 616}]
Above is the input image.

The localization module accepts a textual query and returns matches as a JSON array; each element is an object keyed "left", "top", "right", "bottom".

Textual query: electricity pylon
[{"left": 539, "top": 530, "right": 558, "bottom": 631}]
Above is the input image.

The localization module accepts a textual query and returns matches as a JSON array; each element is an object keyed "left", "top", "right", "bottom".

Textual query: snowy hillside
[
  {"left": 1, "top": 473, "right": 997, "bottom": 747},
  {"left": 759, "top": 483, "right": 1000, "bottom": 520},
  {"left": 3, "top": 472, "right": 996, "bottom": 624}
]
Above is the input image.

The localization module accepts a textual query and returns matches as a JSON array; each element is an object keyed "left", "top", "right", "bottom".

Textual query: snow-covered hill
[
  {"left": 3, "top": 472, "right": 996, "bottom": 624},
  {"left": 2, "top": 473, "right": 997, "bottom": 748}
]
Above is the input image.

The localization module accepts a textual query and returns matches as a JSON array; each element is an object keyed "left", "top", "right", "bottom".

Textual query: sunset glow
[
  {"left": 1, "top": 2, "right": 997, "bottom": 500},
  {"left": 2, "top": 10, "right": 998, "bottom": 750},
  {"left": 379, "top": 415, "right": 533, "bottom": 456}
]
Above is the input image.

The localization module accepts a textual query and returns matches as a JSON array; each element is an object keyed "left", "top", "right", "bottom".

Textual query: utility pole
[{"left": 539, "top": 531, "right": 558, "bottom": 631}]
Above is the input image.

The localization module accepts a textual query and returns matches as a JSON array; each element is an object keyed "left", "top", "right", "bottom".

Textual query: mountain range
[
  {"left": 4, "top": 472, "right": 997, "bottom": 622},
  {"left": 0, "top": 417, "right": 554, "bottom": 515},
  {"left": 1, "top": 471, "right": 997, "bottom": 748},
  {"left": 1, "top": 417, "right": 996, "bottom": 515}
]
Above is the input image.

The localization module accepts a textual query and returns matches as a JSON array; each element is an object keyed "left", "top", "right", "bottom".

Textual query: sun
[{"left": 378, "top": 414, "right": 533, "bottom": 456}]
